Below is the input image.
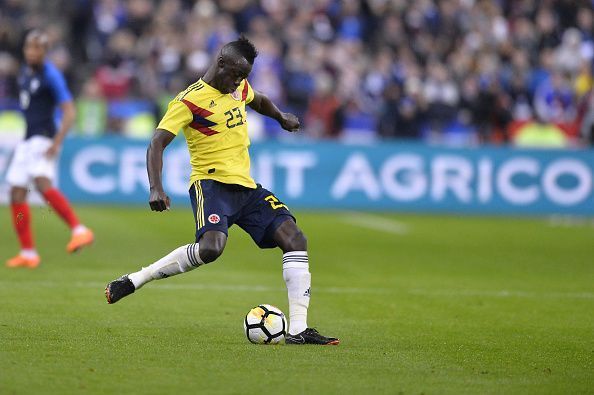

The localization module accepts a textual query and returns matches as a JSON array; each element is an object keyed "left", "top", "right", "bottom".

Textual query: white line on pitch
[
  {"left": 341, "top": 211, "right": 409, "bottom": 235},
  {"left": 547, "top": 215, "right": 594, "bottom": 228},
  {"left": 0, "top": 280, "right": 392, "bottom": 295},
  {"left": 408, "top": 289, "right": 594, "bottom": 299},
  {"left": 1, "top": 280, "right": 592, "bottom": 299},
  {"left": 150, "top": 283, "right": 394, "bottom": 294}
]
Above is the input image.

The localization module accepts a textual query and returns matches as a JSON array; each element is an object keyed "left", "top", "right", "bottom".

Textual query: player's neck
[
  {"left": 201, "top": 68, "right": 223, "bottom": 93},
  {"left": 27, "top": 61, "right": 44, "bottom": 71}
]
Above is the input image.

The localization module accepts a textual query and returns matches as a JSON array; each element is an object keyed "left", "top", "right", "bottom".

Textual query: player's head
[
  {"left": 24, "top": 29, "right": 48, "bottom": 67},
  {"left": 214, "top": 35, "right": 258, "bottom": 93}
]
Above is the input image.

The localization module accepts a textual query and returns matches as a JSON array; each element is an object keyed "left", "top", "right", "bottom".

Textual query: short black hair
[
  {"left": 25, "top": 28, "right": 49, "bottom": 47},
  {"left": 223, "top": 34, "right": 258, "bottom": 65}
]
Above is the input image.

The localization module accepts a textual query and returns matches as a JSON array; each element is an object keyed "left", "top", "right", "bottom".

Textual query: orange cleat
[
  {"left": 66, "top": 228, "right": 95, "bottom": 253},
  {"left": 6, "top": 254, "right": 41, "bottom": 269}
]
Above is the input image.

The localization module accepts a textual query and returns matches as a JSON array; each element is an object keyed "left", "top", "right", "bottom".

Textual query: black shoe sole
[{"left": 286, "top": 338, "right": 340, "bottom": 345}]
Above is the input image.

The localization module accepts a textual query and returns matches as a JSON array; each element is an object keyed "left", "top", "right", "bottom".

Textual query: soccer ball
[{"left": 244, "top": 304, "right": 287, "bottom": 344}]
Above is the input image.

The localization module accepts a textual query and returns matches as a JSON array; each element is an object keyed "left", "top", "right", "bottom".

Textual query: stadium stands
[{"left": 0, "top": 0, "right": 592, "bottom": 145}]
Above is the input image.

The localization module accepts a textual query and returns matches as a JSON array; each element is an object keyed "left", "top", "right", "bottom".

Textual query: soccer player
[
  {"left": 5, "top": 30, "right": 94, "bottom": 268},
  {"left": 105, "top": 36, "right": 339, "bottom": 345}
]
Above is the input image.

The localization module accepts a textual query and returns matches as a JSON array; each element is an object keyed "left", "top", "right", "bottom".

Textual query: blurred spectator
[
  {"left": 0, "top": 53, "right": 18, "bottom": 105},
  {"left": 75, "top": 78, "right": 107, "bottom": 137},
  {"left": 534, "top": 71, "right": 576, "bottom": 124},
  {"left": 555, "top": 28, "right": 588, "bottom": 75},
  {"left": 422, "top": 61, "right": 459, "bottom": 135},
  {"left": 94, "top": 30, "right": 136, "bottom": 100},
  {"left": 378, "top": 83, "right": 421, "bottom": 140},
  {"left": 305, "top": 72, "right": 343, "bottom": 139}
]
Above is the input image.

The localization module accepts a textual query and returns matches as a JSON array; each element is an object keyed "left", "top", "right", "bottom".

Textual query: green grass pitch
[{"left": 0, "top": 205, "right": 593, "bottom": 394}]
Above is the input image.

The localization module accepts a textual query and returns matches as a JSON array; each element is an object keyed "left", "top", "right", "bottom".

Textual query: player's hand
[
  {"left": 45, "top": 142, "right": 60, "bottom": 159},
  {"left": 279, "top": 112, "right": 300, "bottom": 132},
  {"left": 149, "top": 188, "right": 170, "bottom": 212}
]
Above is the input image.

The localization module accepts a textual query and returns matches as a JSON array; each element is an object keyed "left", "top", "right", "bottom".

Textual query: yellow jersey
[{"left": 157, "top": 78, "right": 256, "bottom": 188}]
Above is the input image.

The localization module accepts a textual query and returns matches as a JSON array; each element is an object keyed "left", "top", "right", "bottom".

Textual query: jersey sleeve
[
  {"left": 46, "top": 63, "right": 72, "bottom": 104},
  {"left": 243, "top": 79, "right": 255, "bottom": 104},
  {"left": 157, "top": 100, "right": 193, "bottom": 135}
]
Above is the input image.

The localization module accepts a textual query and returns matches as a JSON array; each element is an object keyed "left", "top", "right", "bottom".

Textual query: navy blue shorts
[{"left": 188, "top": 180, "right": 295, "bottom": 249}]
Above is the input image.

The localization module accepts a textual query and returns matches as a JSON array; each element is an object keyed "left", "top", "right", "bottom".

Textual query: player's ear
[{"left": 217, "top": 56, "right": 225, "bottom": 69}]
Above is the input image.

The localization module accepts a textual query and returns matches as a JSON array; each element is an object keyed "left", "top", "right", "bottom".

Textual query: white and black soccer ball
[{"left": 244, "top": 304, "right": 287, "bottom": 344}]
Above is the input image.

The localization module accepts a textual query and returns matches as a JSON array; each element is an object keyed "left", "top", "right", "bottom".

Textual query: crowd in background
[{"left": 0, "top": 0, "right": 593, "bottom": 146}]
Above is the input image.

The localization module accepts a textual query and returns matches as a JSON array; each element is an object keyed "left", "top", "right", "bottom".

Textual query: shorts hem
[{"left": 195, "top": 226, "right": 228, "bottom": 243}]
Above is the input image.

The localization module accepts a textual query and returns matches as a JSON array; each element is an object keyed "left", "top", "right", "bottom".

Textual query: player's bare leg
[
  {"left": 273, "top": 219, "right": 339, "bottom": 345},
  {"left": 6, "top": 186, "right": 40, "bottom": 268},
  {"left": 34, "top": 177, "right": 94, "bottom": 253},
  {"left": 105, "top": 231, "right": 226, "bottom": 304}
]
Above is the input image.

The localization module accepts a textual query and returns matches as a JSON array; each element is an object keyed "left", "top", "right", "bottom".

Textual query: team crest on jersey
[
  {"left": 208, "top": 214, "right": 221, "bottom": 224},
  {"left": 230, "top": 90, "right": 241, "bottom": 100},
  {"left": 209, "top": 100, "right": 216, "bottom": 108},
  {"left": 30, "top": 78, "right": 40, "bottom": 93}
]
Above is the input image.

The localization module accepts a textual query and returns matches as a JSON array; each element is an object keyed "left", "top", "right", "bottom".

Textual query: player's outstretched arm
[
  {"left": 248, "top": 90, "right": 300, "bottom": 132},
  {"left": 147, "top": 129, "right": 175, "bottom": 212}
]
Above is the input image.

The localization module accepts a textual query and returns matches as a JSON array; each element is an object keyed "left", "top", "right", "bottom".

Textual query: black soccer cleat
[
  {"left": 285, "top": 328, "right": 340, "bottom": 345},
  {"left": 105, "top": 275, "right": 135, "bottom": 304}
]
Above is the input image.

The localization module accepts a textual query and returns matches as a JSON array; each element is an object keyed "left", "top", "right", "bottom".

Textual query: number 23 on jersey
[{"left": 224, "top": 107, "right": 244, "bottom": 128}]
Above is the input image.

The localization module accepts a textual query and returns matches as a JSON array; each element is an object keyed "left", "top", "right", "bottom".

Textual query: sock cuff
[
  {"left": 283, "top": 251, "right": 308, "bottom": 258},
  {"left": 186, "top": 243, "right": 203, "bottom": 267},
  {"left": 11, "top": 202, "right": 29, "bottom": 210},
  {"left": 283, "top": 251, "right": 308, "bottom": 269}
]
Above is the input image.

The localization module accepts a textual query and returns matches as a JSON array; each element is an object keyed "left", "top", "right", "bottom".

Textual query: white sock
[
  {"left": 283, "top": 251, "right": 311, "bottom": 335},
  {"left": 21, "top": 249, "right": 38, "bottom": 258},
  {"left": 128, "top": 243, "right": 203, "bottom": 289},
  {"left": 72, "top": 224, "right": 88, "bottom": 235}
]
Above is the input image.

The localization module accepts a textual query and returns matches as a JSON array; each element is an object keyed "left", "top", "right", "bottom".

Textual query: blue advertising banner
[{"left": 1, "top": 136, "right": 593, "bottom": 215}]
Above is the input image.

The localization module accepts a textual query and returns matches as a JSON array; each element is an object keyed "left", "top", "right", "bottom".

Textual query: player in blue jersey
[{"left": 5, "top": 30, "right": 94, "bottom": 268}]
